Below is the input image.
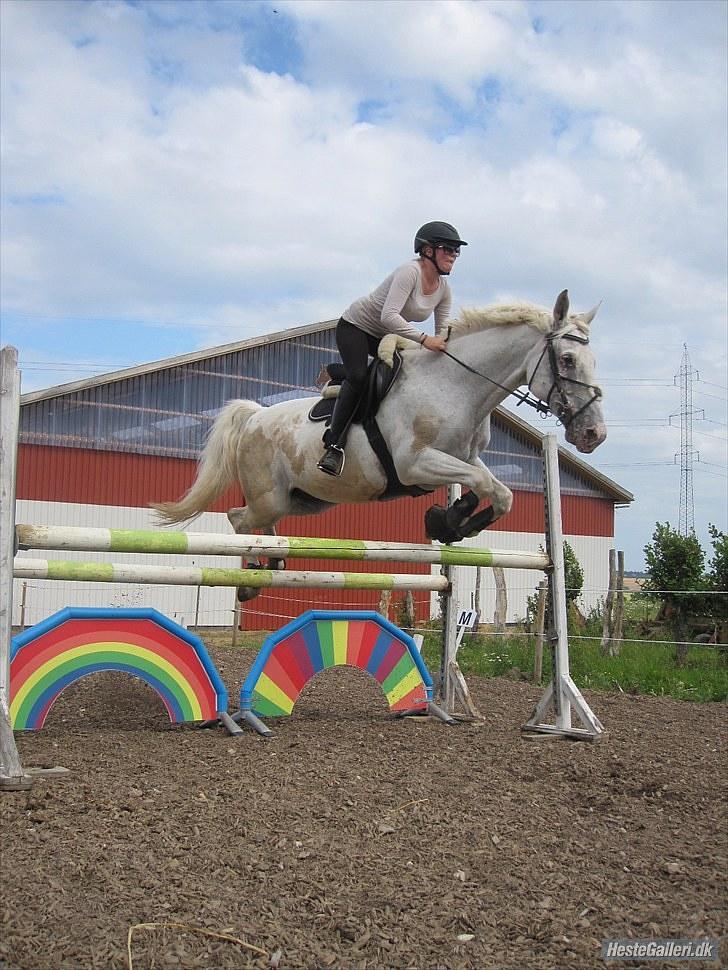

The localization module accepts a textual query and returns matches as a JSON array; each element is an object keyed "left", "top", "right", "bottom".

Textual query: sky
[{"left": 1, "top": 0, "right": 726, "bottom": 570}]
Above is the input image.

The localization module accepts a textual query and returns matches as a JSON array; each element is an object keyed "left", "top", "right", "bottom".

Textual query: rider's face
[{"left": 433, "top": 244, "right": 459, "bottom": 273}]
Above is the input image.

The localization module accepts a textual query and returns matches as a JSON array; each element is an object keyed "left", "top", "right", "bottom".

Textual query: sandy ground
[{"left": 1, "top": 642, "right": 726, "bottom": 970}]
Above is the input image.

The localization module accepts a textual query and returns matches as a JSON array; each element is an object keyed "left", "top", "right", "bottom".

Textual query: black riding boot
[{"left": 317, "top": 381, "right": 359, "bottom": 477}]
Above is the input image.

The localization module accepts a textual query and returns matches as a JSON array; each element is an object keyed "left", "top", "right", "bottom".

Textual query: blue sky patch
[{"left": 7, "top": 193, "right": 66, "bottom": 207}]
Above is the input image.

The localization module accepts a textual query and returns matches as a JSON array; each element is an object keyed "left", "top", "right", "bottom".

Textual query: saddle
[
  {"left": 308, "top": 352, "right": 433, "bottom": 500},
  {"left": 308, "top": 352, "right": 401, "bottom": 423}
]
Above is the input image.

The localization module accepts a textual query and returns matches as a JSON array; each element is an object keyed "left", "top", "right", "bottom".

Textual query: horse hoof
[
  {"left": 424, "top": 505, "right": 463, "bottom": 544},
  {"left": 237, "top": 560, "right": 266, "bottom": 602},
  {"left": 460, "top": 505, "right": 495, "bottom": 536}
]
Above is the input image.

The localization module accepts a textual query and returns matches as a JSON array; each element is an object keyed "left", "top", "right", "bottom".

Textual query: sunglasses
[{"left": 435, "top": 244, "right": 460, "bottom": 256}]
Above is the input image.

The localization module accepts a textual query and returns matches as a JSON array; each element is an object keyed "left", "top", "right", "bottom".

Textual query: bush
[
  {"left": 643, "top": 523, "right": 706, "bottom": 664},
  {"left": 525, "top": 540, "right": 584, "bottom": 631}
]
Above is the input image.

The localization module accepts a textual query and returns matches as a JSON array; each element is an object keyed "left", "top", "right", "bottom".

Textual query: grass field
[
  {"left": 419, "top": 629, "right": 728, "bottom": 703},
  {"left": 199, "top": 624, "right": 728, "bottom": 704}
]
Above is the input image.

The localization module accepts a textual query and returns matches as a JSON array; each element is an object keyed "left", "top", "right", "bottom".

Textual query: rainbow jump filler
[{"left": 235, "top": 610, "right": 454, "bottom": 737}]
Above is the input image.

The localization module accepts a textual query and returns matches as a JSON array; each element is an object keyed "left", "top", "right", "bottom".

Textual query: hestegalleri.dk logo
[{"left": 601, "top": 938, "right": 719, "bottom": 962}]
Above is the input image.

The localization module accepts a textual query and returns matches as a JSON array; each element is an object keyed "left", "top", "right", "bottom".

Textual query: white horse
[{"left": 152, "top": 291, "right": 606, "bottom": 594}]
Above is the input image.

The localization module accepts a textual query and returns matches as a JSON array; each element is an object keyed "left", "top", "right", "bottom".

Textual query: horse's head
[{"left": 526, "top": 290, "right": 607, "bottom": 454}]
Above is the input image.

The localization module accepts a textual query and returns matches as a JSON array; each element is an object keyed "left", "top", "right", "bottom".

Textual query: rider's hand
[{"left": 422, "top": 335, "right": 447, "bottom": 352}]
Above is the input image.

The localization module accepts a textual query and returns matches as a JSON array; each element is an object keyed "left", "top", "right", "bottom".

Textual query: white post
[
  {"left": 522, "top": 434, "right": 605, "bottom": 740},
  {"left": 545, "top": 433, "right": 571, "bottom": 731},
  {"left": 0, "top": 346, "right": 30, "bottom": 787},
  {"left": 439, "top": 485, "right": 482, "bottom": 719},
  {"left": 440, "top": 485, "right": 460, "bottom": 711}
]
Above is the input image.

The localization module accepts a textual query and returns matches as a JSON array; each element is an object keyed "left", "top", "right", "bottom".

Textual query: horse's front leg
[
  {"left": 401, "top": 450, "right": 513, "bottom": 542},
  {"left": 227, "top": 491, "right": 288, "bottom": 602}
]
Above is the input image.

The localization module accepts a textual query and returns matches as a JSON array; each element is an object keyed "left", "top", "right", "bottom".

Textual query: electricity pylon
[{"left": 670, "top": 344, "right": 702, "bottom": 535}]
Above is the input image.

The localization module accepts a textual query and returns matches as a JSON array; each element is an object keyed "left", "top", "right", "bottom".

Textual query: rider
[{"left": 317, "top": 221, "right": 467, "bottom": 477}]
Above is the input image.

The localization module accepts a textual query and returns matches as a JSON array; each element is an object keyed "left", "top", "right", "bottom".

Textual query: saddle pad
[{"left": 308, "top": 397, "right": 335, "bottom": 422}]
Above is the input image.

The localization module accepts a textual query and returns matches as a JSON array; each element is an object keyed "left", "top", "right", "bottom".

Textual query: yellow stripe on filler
[
  {"left": 332, "top": 620, "right": 349, "bottom": 667},
  {"left": 254, "top": 672, "right": 295, "bottom": 715},
  {"left": 386, "top": 667, "right": 425, "bottom": 708}
]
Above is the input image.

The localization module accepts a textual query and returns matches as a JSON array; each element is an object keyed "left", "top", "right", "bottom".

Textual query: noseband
[{"left": 525, "top": 329, "right": 603, "bottom": 428}]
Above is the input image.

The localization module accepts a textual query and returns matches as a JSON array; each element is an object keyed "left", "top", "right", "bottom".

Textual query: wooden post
[
  {"left": 474, "top": 566, "right": 482, "bottom": 628},
  {"left": 611, "top": 551, "right": 625, "bottom": 654},
  {"left": 533, "top": 579, "right": 547, "bottom": 684},
  {"left": 231, "top": 593, "right": 240, "bottom": 649},
  {"left": 402, "top": 589, "right": 415, "bottom": 634},
  {"left": 493, "top": 566, "right": 507, "bottom": 633},
  {"left": 19, "top": 582, "right": 27, "bottom": 632},
  {"left": 601, "top": 548, "right": 616, "bottom": 655}
]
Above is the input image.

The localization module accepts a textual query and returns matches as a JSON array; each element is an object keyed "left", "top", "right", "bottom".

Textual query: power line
[
  {"left": 694, "top": 389, "right": 728, "bottom": 402},
  {"left": 595, "top": 460, "right": 677, "bottom": 467}
]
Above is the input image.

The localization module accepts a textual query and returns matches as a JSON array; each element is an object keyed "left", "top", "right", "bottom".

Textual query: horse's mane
[
  {"left": 448, "top": 302, "right": 588, "bottom": 337},
  {"left": 376, "top": 300, "right": 591, "bottom": 367}
]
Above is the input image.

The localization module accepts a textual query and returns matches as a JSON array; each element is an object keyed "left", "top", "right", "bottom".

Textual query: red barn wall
[{"left": 17, "top": 444, "right": 615, "bottom": 630}]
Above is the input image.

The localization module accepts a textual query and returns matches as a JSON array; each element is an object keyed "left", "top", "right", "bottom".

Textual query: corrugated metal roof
[
  {"left": 19, "top": 318, "right": 633, "bottom": 504},
  {"left": 19, "top": 318, "right": 339, "bottom": 405}
]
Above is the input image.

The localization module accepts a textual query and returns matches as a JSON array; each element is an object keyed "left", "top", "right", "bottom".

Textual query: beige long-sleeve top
[{"left": 342, "top": 260, "right": 451, "bottom": 343}]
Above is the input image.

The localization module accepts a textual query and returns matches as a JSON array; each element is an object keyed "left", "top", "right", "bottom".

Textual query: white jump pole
[
  {"left": 15, "top": 524, "right": 550, "bottom": 571},
  {"left": 0, "top": 346, "right": 30, "bottom": 789},
  {"left": 13, "top": 558, "right": 451, "bottom": 592}
]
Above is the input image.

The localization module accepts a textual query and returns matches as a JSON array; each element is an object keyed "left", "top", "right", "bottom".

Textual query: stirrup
[{"left": 317, "top": 445, "right": 345, "bottom": 477}]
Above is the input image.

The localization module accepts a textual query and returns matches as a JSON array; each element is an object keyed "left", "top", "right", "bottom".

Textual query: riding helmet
[{"left": 414, "top": 221, "right": 468, "bottom": 254}]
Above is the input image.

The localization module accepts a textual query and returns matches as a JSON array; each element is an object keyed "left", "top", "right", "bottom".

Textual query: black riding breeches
[
  {"left": 323, "top": 319, "right": 381, "bottom": 448},
  {"left": 335, "top": 318, "right": 382, "bottom": 392}
]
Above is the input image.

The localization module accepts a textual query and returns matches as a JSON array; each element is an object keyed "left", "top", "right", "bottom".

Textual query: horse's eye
[{"left": 560, "top": 354, "right": 576, "bottom": 368}]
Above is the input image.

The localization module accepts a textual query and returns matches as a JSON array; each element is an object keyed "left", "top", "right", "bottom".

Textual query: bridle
[
  {"left": 525, "top": 328, "right": 603, "bottom": 427},
  {"left": 442, "top": 326, "right": 603, "bottom": 428}
]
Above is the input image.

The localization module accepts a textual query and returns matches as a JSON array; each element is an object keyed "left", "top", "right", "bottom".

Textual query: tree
[
  {"left": 705, "top": 525, "right": 728, "bottom": 633},
  {"left": 642, "top": 522, "right": 705, "bottom": 664},
  {"left": 526, "top": 541, "right": 584, "bottom": 631},
  {"left": 563, "top": 540, "right": 584, "bottom": 607}
]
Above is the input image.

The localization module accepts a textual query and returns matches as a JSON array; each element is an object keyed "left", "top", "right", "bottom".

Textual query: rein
[{"left": 441, "top": 328, "right": 602, "bottom": 427}]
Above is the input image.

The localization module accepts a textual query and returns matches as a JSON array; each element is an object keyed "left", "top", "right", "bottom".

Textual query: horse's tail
[{"left": 150, "top": 400, "right": 263, "bottom": 525}]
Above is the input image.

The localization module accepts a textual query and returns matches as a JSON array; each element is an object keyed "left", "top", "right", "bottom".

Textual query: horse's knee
[
  {"left": 491, "top": 485, "right": 513, "bottom": 518},
  {"left": 227, "top": 507, "right": 248, "bottom": 533}
]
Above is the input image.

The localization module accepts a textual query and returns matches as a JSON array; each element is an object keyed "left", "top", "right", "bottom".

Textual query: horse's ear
[
  {"left": 573, "top": 301, "right": 602, "bottom": 327},
  {"left": 552, "top": 289, "right": 569, "bottom": 328}
]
